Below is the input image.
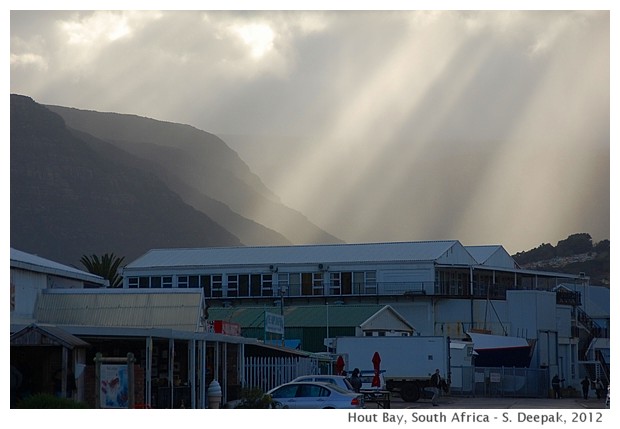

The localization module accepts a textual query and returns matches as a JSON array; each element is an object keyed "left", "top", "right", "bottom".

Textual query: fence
[
  {"left": 450, "top": 366, "right": 550, "bottom": 398},
  {"left": 243, "top": 356, "right": 320, "bottom": 393}
]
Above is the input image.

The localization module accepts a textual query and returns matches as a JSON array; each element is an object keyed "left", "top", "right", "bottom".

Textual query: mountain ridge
[
  {"left": 10, "top": 94, "right": 341, "bottom": 266},
  {"left": 10, "top": 94, "right": 241, "bottom": 265},
  {"left": 45, "top": 102, "right": 342, "bottom": 246}
]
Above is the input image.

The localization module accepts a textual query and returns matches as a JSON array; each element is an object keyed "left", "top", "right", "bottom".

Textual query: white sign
[{"left": 265, "top": 311, "right": 284, "bottom": 335}]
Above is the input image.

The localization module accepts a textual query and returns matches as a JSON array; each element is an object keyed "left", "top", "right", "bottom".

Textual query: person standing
[
  {"left": 551, "top": 374, "right": 564, "bottom": 399},
  {"left": 349, "top": 368, "right": 362, "bottom": 393},
  {"left": 430, "top": 369, "right": 442, "bottom": 406},
  {"left": 581, "top": 376, "right": 590, "bottom": 400}
]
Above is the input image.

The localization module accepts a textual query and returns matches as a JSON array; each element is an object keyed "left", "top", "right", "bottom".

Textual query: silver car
[
  {"left": 292, "top": 375, "right": 354, "bottom": 391},
  {"left": 267, "top": 381, "right": 365, "bottom": 409}
]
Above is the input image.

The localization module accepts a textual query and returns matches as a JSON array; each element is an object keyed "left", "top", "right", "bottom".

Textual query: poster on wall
[{"left": 100, "top": 364, "right": 129, "bottom": 408}]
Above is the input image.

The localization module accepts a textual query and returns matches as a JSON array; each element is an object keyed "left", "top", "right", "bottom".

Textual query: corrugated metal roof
[
  {"left": 465, "top": 245, "right": 517, "bottom": 269},
  {"left": 34, "top": 289, "right": 203, "bottom": 331},
  {"left": 10, "top": 323, "right": 90, "bottom": 348},
  {"left": 465, "top": 245, "right": 501, "bottom": 264},
  {"left": 209, "top": 304, "right": 388, "bottom": 328},
  {"left": 124, "top": 240, "right": 461, "bottom": 269},
  {"left": 10, "top": 248, "right": 108, "bottom": 286}
]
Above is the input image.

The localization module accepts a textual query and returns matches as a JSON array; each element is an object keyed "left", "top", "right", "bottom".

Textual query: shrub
[
  {"left": 15, "top": 393, "right": 90, "bottom": 409},
  {"left": 234, "top": 387, "right": 280, "bottom": 409}
]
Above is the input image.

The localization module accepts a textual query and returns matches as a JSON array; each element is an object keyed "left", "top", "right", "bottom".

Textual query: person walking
[
  {"left": 551, "top": 374, "right": 564, "bottom": 399},
  {"left": 430, "top": 369, "right": 442, "bottom": 406},
  {"left": 581, "top": 376, "right": 590, "bottom": 400}
]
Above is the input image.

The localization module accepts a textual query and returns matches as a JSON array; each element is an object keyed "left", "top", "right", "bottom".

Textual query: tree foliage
[
  {"left": 556, "top": 233, "right": 593, "bottom": 257},
  {"left": 80, "top": 253, "right": 125, "bottom": 288},
  {"left": 511, "top": 233, "right": 609, "bottom": 285}
]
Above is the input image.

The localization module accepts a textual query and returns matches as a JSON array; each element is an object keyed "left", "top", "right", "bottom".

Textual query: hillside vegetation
[{"left": 512, "top": 233, "right": 609, "bottom": 286}]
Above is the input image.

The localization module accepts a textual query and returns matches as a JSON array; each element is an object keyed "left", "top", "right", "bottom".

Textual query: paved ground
[{"left": 367, "top": 394, "right": 609, "bottom": 409}]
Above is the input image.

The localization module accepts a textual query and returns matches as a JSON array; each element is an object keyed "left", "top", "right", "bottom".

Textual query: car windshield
[{"left": 327, "top": 384, "right": 353, "bottom": 395}]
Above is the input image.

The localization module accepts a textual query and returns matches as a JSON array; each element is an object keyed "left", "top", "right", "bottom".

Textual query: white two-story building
[{"left": 121, "top": 240, "right": 609, "bottom": 394}]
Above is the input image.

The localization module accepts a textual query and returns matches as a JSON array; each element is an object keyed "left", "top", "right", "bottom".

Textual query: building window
[
  {"left": 313, "top": 272, "right": 324, "bottom": 295},
  {"left": 341, "top": 272, "right": 352, "bottom": 295},
  {"left": 163, "top": 276, "right": 172, "bottom": 288},
  {"left": 262, "top": 274, "right": 273, "bottom": 296},
  {"left": 150, "top": 277, "right": 161, "bottom": 288},
  {"left": 212, "top": 275, "right": 223, "bottom": 297},
  {"left": 189, "top": 276, "right": 199, "bottom": 288},
  {"left": 139, "top": 277, "right": 149, "bottom": 289},
  {"left": 201, "top": 275, "right": 211, "bottom": 297},
  {"left": 302, "top": 273, "right": 313, "bottom": 295},
  {"left": 227, "top": 275, "right": 238, "bottom": 297},
  {"left": 365, "top": 271, "right": 377, "bottom": 294},
  {"left": 128, "top": 277, "right": 139, "bottom": 288},
  {"left": 178, "top": 276, "right": 188, "bottom": 288},
  {"left": 281, "top": 273, "right": 301, "bottom": 296},
  {"left": 251, "top": 274, "right": 262, "bottom": 297},
  {"left": 330, "top": 272, "right": 341, "bottom": 295}
]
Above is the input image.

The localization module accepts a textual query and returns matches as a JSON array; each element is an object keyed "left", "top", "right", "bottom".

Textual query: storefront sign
[
  {"left": 264, "top": 311, "right": 284, "bottom": 335},
  {"left": 213, "top": 320, "right": 241, "bottom": 336}
]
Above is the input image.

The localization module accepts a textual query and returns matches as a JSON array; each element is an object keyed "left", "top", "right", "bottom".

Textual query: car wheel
[{"left": 401, "top": 383, "right": 420, "bottom": 402}]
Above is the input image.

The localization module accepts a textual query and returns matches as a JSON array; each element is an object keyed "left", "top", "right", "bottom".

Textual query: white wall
[{"left": 11, "top": 268, "right": 47, "bottom": 321}]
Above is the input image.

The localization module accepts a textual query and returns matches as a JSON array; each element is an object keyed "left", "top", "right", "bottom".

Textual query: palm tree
[{"left": 80, "top": 253, "right": 125, "bottom": 288}]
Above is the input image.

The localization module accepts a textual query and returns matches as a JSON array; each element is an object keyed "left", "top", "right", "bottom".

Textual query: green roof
[{"left": 208, "top": 304, "right": 387, "bottom": 329}]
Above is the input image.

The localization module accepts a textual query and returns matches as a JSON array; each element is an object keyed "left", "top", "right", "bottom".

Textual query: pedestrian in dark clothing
[
  {"left": 349, "top": 368, "right": 362, "bottom": 393},
  {"left": 581, "top": 376, "right": 590, "bottom": 400},
  {"left": 551, "top": 375, "right": 564, "bottom": 399},
  {"left": 430, "top": 369, "right": 442, "bottom": 406}
]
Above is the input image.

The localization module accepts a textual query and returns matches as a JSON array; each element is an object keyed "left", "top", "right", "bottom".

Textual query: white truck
[{"left": 334, "top": 336, "right": 452, "bottom": 402}]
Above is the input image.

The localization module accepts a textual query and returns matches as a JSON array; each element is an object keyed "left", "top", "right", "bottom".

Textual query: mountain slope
[
  {"left": 10, "top": 94, "right": 243, "bottom": 265},
  {"left": 72, "top": 128, "right": 292, "bottom": 247},
  {"left": 45, "top": 104, "right": 343, "bottom": 245},
  {"left": 512, "top": 233, "right": 610, "bottom": 286}
]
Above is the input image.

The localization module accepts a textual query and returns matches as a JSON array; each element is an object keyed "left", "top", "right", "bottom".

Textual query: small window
[{"left": 178, "top": 276, "right": 188, "bottom": 288}]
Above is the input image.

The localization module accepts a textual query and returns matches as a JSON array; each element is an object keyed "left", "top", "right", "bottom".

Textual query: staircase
[{"left": 576, "top": 307, "right": 609, "bottom": 385}]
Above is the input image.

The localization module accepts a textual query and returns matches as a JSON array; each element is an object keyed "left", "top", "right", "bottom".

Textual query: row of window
[
  {"left": 126, "top": 271, "right": 378, "bottom": 298},
  {"left": 126, "top": 269, "right": 571, "bottom": 299}
]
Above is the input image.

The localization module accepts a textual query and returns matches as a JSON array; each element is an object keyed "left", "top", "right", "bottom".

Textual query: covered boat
[{"left": 466, "top": 331, "right": 534, "bottom": 367}]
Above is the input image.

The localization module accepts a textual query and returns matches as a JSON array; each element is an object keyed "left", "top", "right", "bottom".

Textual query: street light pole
[
  {"left": 280, "top": 286, "right": 285, "bottom": 347},
  {"left": 326, "top": 303, "right": 329, "bottom": 352}
]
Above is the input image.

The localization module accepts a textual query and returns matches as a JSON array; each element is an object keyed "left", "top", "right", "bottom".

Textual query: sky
[{"left": 7, "top": 1, "right": 615, "bottom": 255}]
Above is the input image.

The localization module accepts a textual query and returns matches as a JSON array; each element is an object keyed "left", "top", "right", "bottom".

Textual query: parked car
[
  {"left": 267, "top": 381, "right": 365, "bottom": 409},
  {"left": 292, "top": 375, "right": 354, "bottom": 391},
  {"left": 358, "top": 370, "right": 387, "bottom": 390}
]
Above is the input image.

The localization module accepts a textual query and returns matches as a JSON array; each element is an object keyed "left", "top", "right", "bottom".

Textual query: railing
[
  {"left": 243, "top": 356, "right": 320, "bottom": 393},
  {"left": 204, "top": 281, "right": 583, "bottom": 301},
  {"left": 450, "top": 366, "right": 550, "bottom": 398}
]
